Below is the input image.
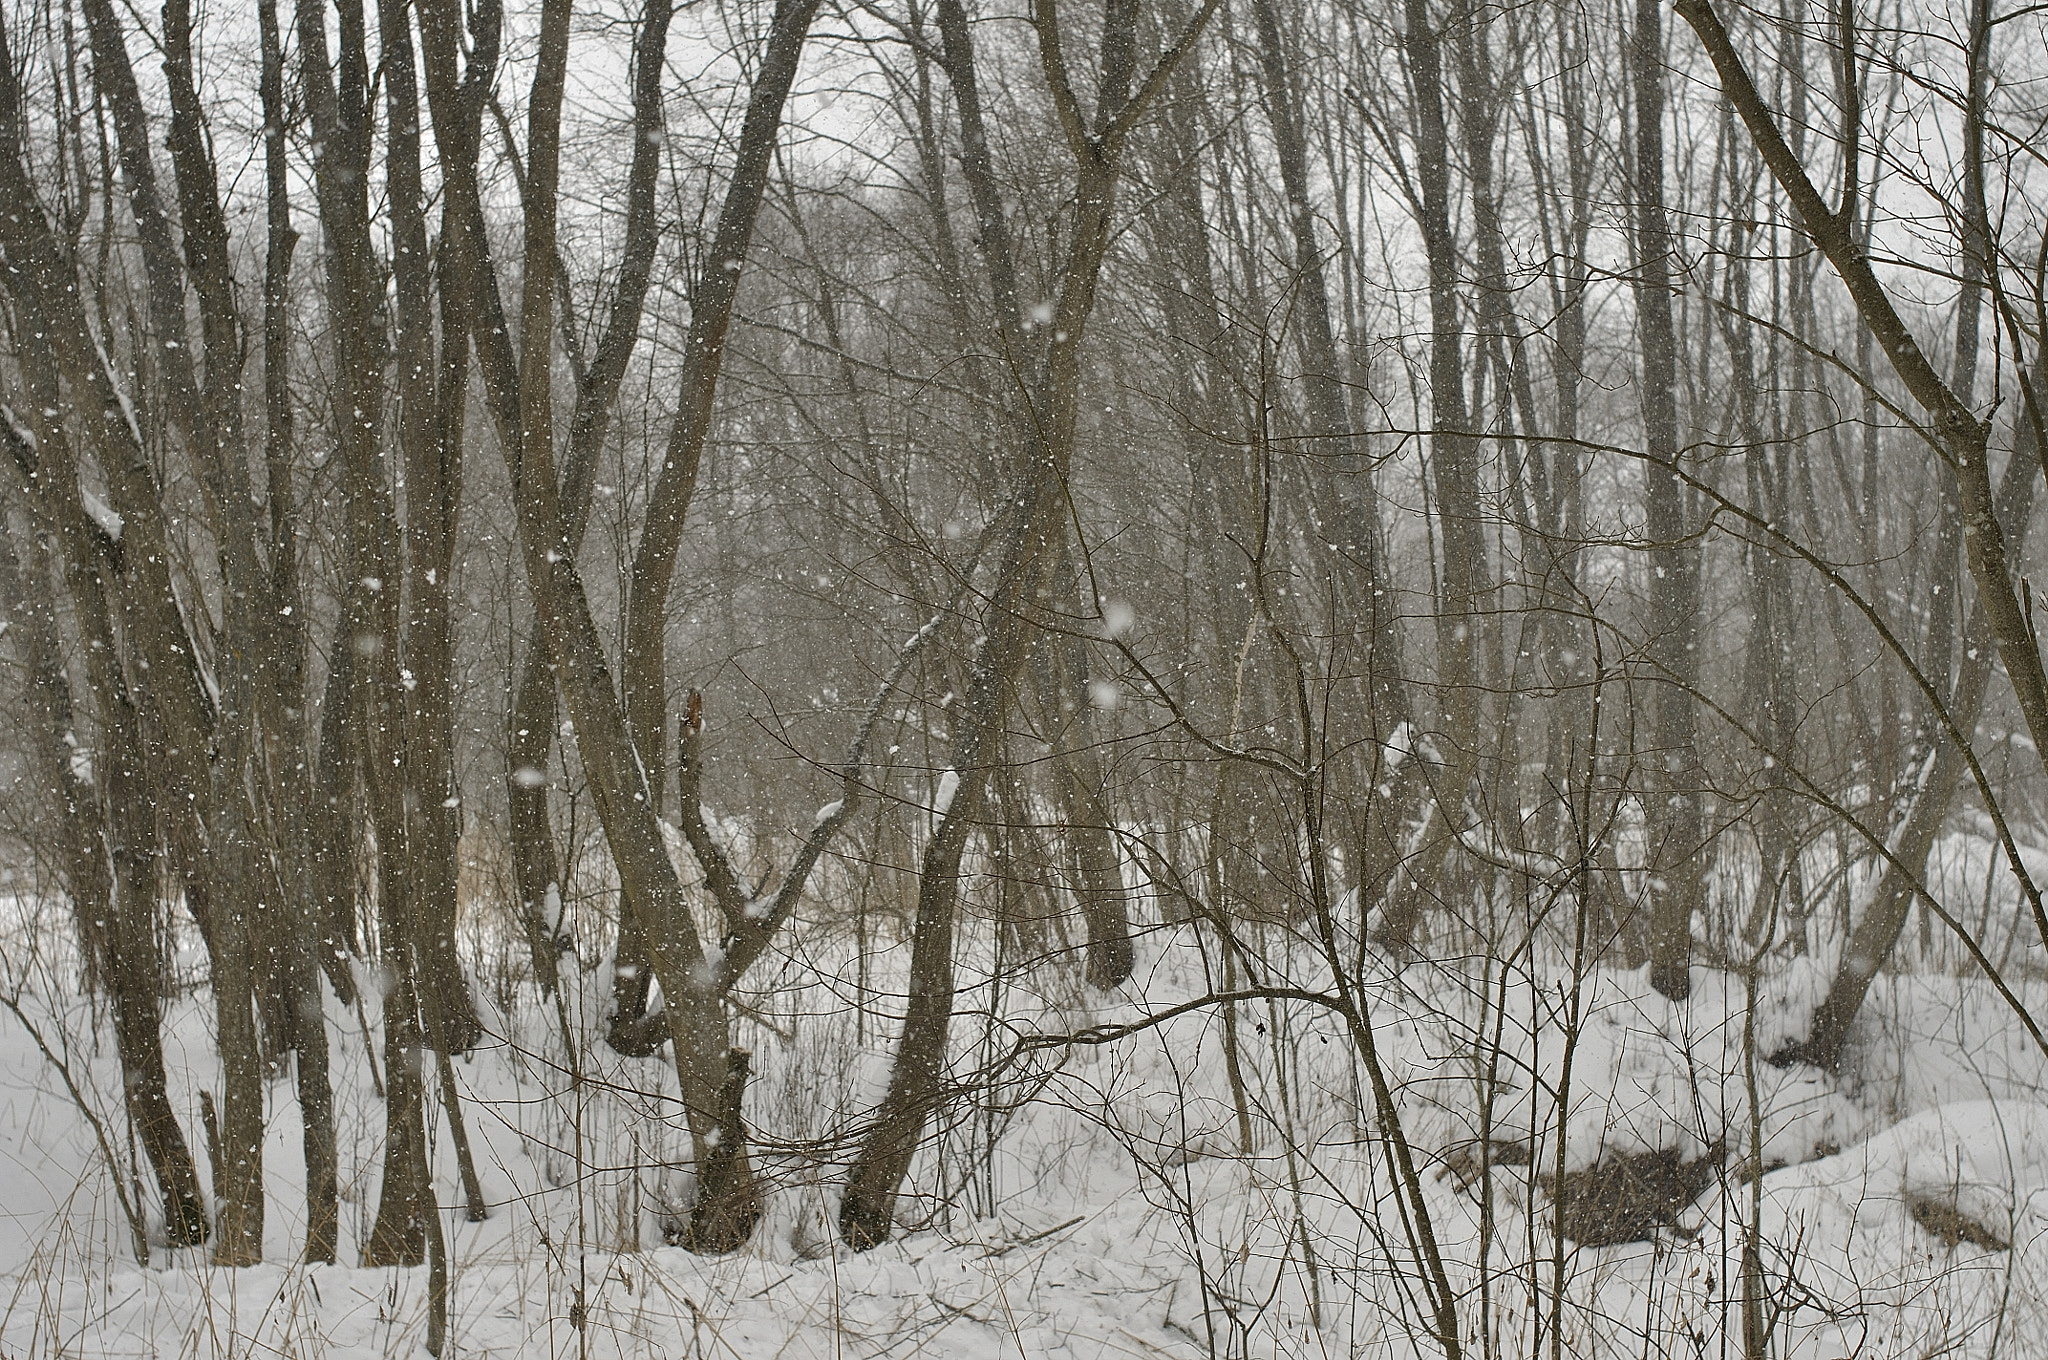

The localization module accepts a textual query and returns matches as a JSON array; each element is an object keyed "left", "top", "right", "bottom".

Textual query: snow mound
[
  {"left": 1404, "top": 958, "right": 1872, "bottom": 1174},
  {"left": 1765, "top": 1100, "right": 2048, "bottom": 1251}
]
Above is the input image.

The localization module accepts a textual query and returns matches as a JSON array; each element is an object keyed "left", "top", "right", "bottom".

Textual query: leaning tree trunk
[
  {"left": 931, "top": 0, "right": 1135, "bottom": 988},
  {"left": 1785, "top": 395, "right": 2039, "bottom": 1070},
  {"left": 1678, "top": 0, "right": 2048, "bottom": 819},
  {"left": 837, "top": 479, "right": 1064, "bottom": 1250},
  {"left": 506, "top": 0, "right": 674, "bottom": 1003},
  {"left": 620, "top": 0, "right": 824, "bottom": 813},
  {"left": 73, "top": 0, "right": 275, "bottom": 1261},
  {"left": 1680, "top": 0, "right": 2048, "bottom": 1054},
  {"left": 839, "top": 0, "right": 1220, "bottom": 1247}
]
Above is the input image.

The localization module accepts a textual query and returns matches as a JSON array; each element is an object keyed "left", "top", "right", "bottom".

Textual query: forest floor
[{"left": 5, "top": 838, "right": 2048, "bottom": 1359}]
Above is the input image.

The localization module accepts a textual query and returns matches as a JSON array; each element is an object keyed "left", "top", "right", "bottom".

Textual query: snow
[
  {"left": 1770, "top": 1100, "right": 2048, "bottom": 1248},
  {"left": 1382, "top": 720, "right": 1414, "bottom": 777},
  {"left": 1397, "top": 955, "right": 1869, "bottom": 1173},
  {"left": 6, "top": 852, "right": 2048, "bottom": 1360},
  {"left": 79, "top": 489, "right": 123, "bottom": 543},
  {"left": 92, "top": 339, "right": 144, "bottom": 451},
  {"left": 932, "top": 768, "right": 959, "bottom": 818},
  {"left": 62, "top": 730, "right": 91, "bottom": 786},
  {"left": 0, "top": 403, "right": 37, "bottom": 453}
]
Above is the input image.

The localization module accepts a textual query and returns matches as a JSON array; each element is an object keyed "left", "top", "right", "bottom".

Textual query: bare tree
[{"left": 837, "top": 0, "right": 1221, "bottom": 1250}]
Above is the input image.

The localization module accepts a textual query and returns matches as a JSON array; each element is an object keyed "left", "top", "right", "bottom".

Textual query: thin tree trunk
[
  {"left": 620, "top": 0, "right": 825, "bottom": 811},
  {"left": 507, "top": 0, "right": 675, "bottom": 1004},
  {"left": 1716, "top": 150, "right": 1804, "bottom": 947},
  {"left": 1250, "top": 0, "right": 1430, "bottom": 944},
  {"left": 387, "top": 0, "right": 481, "bottom": 1057},
  {"left": 1025, "top": 614, "right": 1133, "bottom": 988},
  {"left": 435, "top": 1046, "right": 489, "bottom": 1221},
  {"left": 365, "top": 972, "right": 431, "bottom": 1265},
  {"left": 1633, "top": 0, "right": 1700, "bottom": 1000},
  {"left": 254, "top": 0, "right": 339, "bottom": 1262}
]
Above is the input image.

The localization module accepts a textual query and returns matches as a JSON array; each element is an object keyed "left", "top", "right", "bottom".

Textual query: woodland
[{"left": 0, "top": 0, "right": 2044, "bottom": 1353}]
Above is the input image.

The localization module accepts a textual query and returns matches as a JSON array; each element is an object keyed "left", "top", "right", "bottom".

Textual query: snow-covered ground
[{"left": 5, "top": 853, "right": 2048, "bottom": 1359}]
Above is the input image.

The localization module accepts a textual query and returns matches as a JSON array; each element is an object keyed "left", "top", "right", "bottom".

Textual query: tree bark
[
  {"left": 1632, "top": 0, "right": 1700, "bottom": 1000},
  {"left": 508, "top": 0, "right": 675, "bottom": 1003},
  {"left": 253, "top": 0, "right": 339, "bottom": 1262}
]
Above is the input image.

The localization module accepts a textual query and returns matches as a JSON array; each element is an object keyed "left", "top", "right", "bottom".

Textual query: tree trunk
[
  {"left": 679, "top": 1049, "right": 761, "bottom": 1251},
  {"left": 1787, "top": 405, "right": 2038, "bottom": 1069},
  {"left": 934, "top": 0, "right": 1134, "bottom": 987},
  {"left": 507, "top": 0, "right": 675, "bottom": 1003},
  {"left": 620, "top": 0, "right": 825, "bottom": 811},
  {"left": 417, "top": 0, "right": 753, "bottom": 1252},
  {"left": 73, "top": 0, "right": 272, "bottom": 1260},
  {"left": 364, "top": 970, "right": 432, "bottom": 1266},
  {"left": 1249, "top": 0, "right": 1431, "bottom": 944},
  {"left": 1632, "top": 0, "right": 1700, "bottom": 1000},
  {"left": 840, "top": 0, "right": 1220, "bottom": 1245},
  {"left": 0, "top": 491, "right": 209, "bottom": 1248}
]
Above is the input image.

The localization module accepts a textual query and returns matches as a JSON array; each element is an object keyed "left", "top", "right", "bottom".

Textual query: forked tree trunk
[
  {"left": 415, "top": 0, "right": 811, "bottom": 1254},
  {"left": 621, "top": 0, "right": 826, "bottom": 811},
  {"left": 931, "top": 0, "right": 1135, "bottom": 988}
]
